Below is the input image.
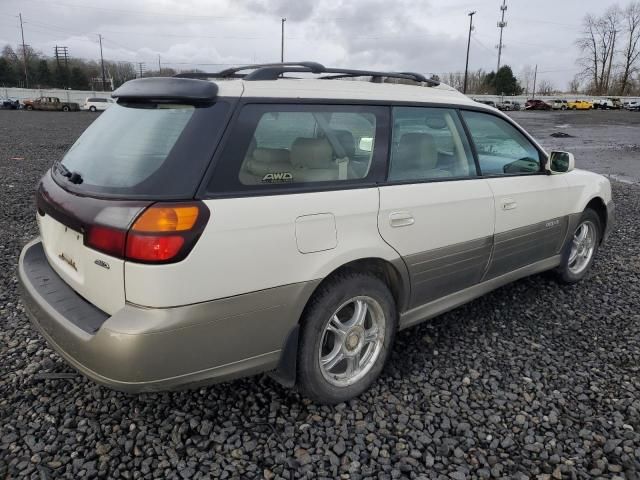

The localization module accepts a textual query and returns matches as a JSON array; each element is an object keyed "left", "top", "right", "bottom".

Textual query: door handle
[
  {"left": 501, "top": 198, "right": 518, "bottom": 210},
  {"left": 389, "top": 211, "right": 415, "bottom": 227}
]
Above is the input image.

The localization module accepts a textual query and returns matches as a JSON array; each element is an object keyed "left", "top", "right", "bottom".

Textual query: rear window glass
[{"left": 55, "top": 101, "right": 230, "bottom": 199}]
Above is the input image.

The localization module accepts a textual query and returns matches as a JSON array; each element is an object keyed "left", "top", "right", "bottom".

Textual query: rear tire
[
  {"left": 62, "top": 105, "right": 70, "bottom": 112},
  {"left": 26, "top": 105, "right": 33, "bottom": 111},
  {"left": 556, "top": 209, "right": 601, "bottom": 284},
  {"left": 297, "top": 272, "right": 397, "bottom": 404},
  {"left": 89, "top": 106, "right": 97, "bottom": 112}
]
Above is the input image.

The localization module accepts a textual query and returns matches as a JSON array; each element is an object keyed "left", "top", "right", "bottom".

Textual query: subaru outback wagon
[{"left": 19, "top": 62, "right": 614, "bottom": 404}]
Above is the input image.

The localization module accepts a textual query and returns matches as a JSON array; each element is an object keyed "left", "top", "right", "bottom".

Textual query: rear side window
[
  {"left": 55, "top": 101, "right": 231, "bottom": 199},
  {"left": 461, "top": 111, "right": 541, "bottom": 175},
  {"left": 390, "top": 107, "right": 476, "bottom": 181},
  {"left": 207, "top": 104, "right": 388, "bottom": 193}
]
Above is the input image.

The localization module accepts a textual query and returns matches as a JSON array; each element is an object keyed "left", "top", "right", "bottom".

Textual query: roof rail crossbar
[
  {"left": 172, "top": 62, "right": 440, "bottom": 86},
  {"left": 219, "top": 61, "right": 325, "bottom": 77},
  {"left": 173, "top": 72, "right": 245, "bottom": 79}
]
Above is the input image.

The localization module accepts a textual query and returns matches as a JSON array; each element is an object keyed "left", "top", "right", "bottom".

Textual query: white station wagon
[{"left": 19, "top": 62, "right": 614, "bottom": 404}]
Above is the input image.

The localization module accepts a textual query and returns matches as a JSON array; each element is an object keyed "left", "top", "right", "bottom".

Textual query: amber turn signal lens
[{"left": 132, "top": 205, "right": 199, "bottom": 232}]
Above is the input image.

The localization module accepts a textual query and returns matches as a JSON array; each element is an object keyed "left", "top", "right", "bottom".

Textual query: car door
[
  {"left": 378, "top": 106, "right": 495, "bottom": 309},
  {"left": 461, "top": 110, "right": 570, "bottom": 279}
]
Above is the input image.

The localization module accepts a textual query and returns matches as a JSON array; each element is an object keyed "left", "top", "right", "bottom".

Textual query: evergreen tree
[{"left": 36, "top": 59, "right": 51, "bottom": 87}]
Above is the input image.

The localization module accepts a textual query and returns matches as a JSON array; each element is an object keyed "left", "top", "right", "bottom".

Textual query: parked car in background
[
  {"left": 475, "top": 99, "right": 498, "bottom": 109},
  {"left": 0, "top": 97, "right": 21, "bottom": 109},
  {"left": 1, "top": 97, "right": 20, "bottom": 109},
  {"left": 23, "top": 96, "right": 80, "bottom": 112},
  {"left": 593, "top": 98, "right": 622, "bottom": 110},
  {"left": 625, "top": 100, "right": 640, "bottom": 111},
  {"left": 82, "top": 97, "right": 115, "bottom": 112},
  {"left": 550, "top": 99, "right": 568, "bottom": 110},
  {"left": 567, "top": 100, "right": 593, "bottom": 110},
  {"left": 18, "top": 62, "right": 614, "bottom": 404},
  {"left": 525, "top": 99, "right": 551, "bottom": 110},
  {"left": 497, "top": 99, "right": 521, "bottom": 111}
]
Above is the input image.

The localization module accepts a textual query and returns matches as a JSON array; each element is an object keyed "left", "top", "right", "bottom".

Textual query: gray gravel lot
[
  {"left": 509, "top": 109, "right": 640, "bottom": 184},
  {"left": 1, "top": 110, "right": 639, "bottom": 479}
]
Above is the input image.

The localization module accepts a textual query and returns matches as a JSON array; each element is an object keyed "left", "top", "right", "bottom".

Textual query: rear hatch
[{"left": 37, "top": 79, "right": 232, "bottom": 315}]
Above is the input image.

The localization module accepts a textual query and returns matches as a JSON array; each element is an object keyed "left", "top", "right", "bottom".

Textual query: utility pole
[
  {"left": 19, "top": 13, "right": 29, "bottom": 88},
  {"left": 158, "top": 54, "right": 161, "bottom": 75},
  {"left": 463, "top": 11, "right": 476, "bottom": 95},
  {"left": 496, "top": 0, "right": 507, "bottom": 72},
  {"left": 281, "top": 18, "right": 286, "bottom": 62},
  {"left": 98, "top": 34, "right": 106, "bottom": 91},
  {"left": 532, "top": 64, "right": 537, "bottom": 99}
]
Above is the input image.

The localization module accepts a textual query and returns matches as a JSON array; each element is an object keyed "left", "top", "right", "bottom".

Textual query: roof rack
[{"left": 174, "top": 62, "right": 439, "bottom": 86}]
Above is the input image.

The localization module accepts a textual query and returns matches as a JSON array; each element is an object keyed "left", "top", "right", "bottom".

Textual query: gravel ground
[
  {"left": 509, "top": 109, "right": 640, "bottom": 184},
  {"left": 1, "top": 110, "right": 639, "bottom": 479}
]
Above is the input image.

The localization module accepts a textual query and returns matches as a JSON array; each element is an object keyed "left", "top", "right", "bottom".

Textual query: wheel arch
[
  {"left": 585, "top": 196, "right": 608, "bottom": 241},
  {"left": 270, "top": 256, "right": 410, "bottom": 388}
]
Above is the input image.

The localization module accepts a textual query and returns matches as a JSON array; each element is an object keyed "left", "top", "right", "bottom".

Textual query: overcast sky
[{"left": 0, "top": 0, "right": 617, "bottom": 89}]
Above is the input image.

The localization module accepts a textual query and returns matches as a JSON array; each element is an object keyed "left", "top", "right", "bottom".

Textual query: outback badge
[{"left": 94, "top": 259, "right": 110, "bottom": 270}]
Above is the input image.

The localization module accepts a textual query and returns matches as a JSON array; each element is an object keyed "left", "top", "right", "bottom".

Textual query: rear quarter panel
[{"left": 125, "top": 189, "right": 401, "bottom": 308}]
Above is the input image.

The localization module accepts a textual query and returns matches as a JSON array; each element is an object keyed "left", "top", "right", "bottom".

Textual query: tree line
[{"left": 0, "top": 44, "right": 175, "bottom": 91}]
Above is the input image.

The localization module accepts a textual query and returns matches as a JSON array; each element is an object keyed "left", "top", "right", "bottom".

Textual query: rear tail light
[{"left": 85, "top": 202, "right": 209, "bottom": 264}]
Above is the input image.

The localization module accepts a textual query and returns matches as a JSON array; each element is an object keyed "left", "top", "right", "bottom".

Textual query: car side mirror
[{"left": 547, "top": 151, "right": 575, "bottom": 174}]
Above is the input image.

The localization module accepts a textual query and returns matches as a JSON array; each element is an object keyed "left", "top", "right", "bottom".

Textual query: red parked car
[{"left": 525, "top": 99, "right": 551, "bottom": 110}]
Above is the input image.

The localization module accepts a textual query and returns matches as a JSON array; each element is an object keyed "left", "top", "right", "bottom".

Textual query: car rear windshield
[{"left": 54, "top": 101, "right": 230, "bottom": 199}]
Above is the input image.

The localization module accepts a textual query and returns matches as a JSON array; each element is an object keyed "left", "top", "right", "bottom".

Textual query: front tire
[
  {"left": 89, "top": 106, "right": 97, "bottom": 112},
  {"left": 556, "top": 209, "right": 601, "bottom": 284},
  {"left": 297, "top": 273, "right": 397, "bottom": 404},
  {"left": 62, "top": 105, "right": 70, "bottom": 112}
]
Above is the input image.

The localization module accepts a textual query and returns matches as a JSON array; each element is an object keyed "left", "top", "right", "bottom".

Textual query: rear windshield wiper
[{"left": 54, "top": 161, "right": 84, "bottom": 184}]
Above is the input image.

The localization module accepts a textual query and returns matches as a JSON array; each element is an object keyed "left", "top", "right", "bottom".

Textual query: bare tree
[
  {"left": 519, "top": 65, "right": 535, "bottom": 96},
  {"left": 602, "top": 6, "right": 622, "bottom": 93},
  {"left": 537, "top": 79, "right": 555, "bottom": 95},
  {"left": 577, "top": 7, "right": 621, "bottom": 95},
  {"left": 619, "top": 2, "right": 640, "bottom": 94},
  {"left": 568, "top": 76, "right": 582, "bottom": 93}
]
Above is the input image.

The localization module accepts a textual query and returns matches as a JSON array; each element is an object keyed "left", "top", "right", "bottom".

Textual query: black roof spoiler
[
  {"left": 174, "top": 61, "right": 439, "bottom": 86},
  {"left": 112, "top": 77, "right": 218, "bottom": 102}
]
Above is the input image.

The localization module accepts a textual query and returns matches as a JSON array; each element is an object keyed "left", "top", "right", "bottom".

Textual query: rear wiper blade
[{"left": 54, "top": 161, "right": 83, "bottom": 184}]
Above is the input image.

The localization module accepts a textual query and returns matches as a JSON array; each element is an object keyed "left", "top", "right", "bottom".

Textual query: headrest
[
  {"left": 291, "top": 138, "right": 334, "bottom": 169},
  {"left": 252, "top": 148, "right": 290, "bottom": 164},
  {"left": 332, "top": 130, "right": 356, "bottom": 158},
  {"left": 397, "top": 132, "right": 438, "bottom": 170}
]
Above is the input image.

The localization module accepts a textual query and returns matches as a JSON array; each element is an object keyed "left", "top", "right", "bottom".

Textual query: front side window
[
  {"left": 462, "top": 110, "right": 541, "bottom": 175},
  {"left": 389, "top": 107, "right": 476, "bottom": 182},
  {"left": 225, "top": 105, "right": 381, "bottom": 186}
]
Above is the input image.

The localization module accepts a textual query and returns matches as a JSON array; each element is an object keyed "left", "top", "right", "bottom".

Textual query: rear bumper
[{"left": 19, "top": 239, "right": 317, "bottom": 392}]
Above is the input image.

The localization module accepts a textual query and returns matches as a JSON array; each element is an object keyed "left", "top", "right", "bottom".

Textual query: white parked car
[
  {"left": 625, "top": 100, "right": 640, "bottom": 111},
  {"left": 82, "top": 97, "right": 115, "bottom": 112},
  {"left": 19, "top": 62, "right": 614, "bottom": 404}
]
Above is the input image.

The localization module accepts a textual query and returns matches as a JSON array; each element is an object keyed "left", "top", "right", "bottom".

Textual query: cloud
[{"left": 1, "top": 0, "right": 610, "bottom": 88}]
